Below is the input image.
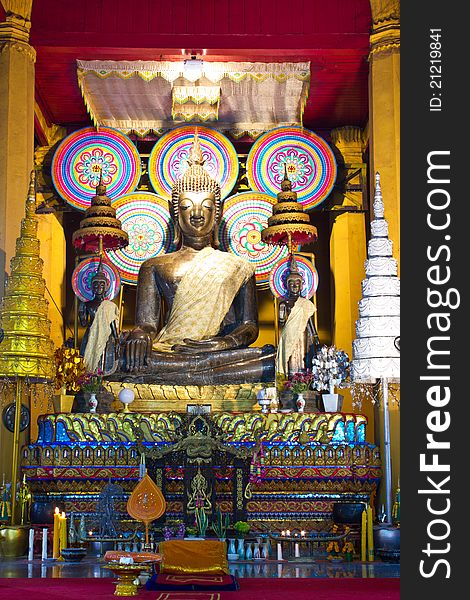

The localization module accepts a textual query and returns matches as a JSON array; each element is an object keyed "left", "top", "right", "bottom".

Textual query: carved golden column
[
  {"left": 328, "top": 126, "right": 369, "bottom": 423},
  {"left": 368, "top": 0, "right": 400, "bottom": 267},
  {"left": 0, "top": 0, "right": 35, "bottom": 299}
]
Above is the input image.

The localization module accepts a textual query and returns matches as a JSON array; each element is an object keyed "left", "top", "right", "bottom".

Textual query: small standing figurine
[
  {"left": 78, "top": 259, "right": 120, "bottom": 374},
  {"left": 0, "top": 474, "right": 11, "bottom": 522},
  {"left": 18, "top": 473, "right": 32, "bottom": 525},
  {"left": 276, "top": 255, "right": 320, "bottom": 377}
]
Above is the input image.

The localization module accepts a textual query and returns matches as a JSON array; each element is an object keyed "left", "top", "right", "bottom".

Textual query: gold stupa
[{"left": 0, "top": 171, "right": 55, "bottom": 381}]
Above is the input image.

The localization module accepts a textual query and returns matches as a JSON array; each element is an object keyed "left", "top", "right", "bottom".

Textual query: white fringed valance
[{"left": 76, "top": 60, "right": 310, "bottom": 138}]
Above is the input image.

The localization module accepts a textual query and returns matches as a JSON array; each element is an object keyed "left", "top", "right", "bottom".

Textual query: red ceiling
[{"left": 3, "top": 0, "right": 372, "bottom": 133}]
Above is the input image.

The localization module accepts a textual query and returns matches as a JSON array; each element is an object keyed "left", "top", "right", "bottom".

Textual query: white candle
[
  {"left": 28, "top": 528, "right": 34, "bottom": 561},
  {"left": 277, "top": 542, "right": 283, "bottom": 561},
  {"left": 41, "top": 528, "right": 48, "bottom": 560},
  {"left": 294, "top": 542, "right": 300, "bottom": 558}
]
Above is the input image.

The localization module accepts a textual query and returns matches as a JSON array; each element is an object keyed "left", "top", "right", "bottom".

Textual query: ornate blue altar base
[{"left": 22, "top": 412, "right": 380, "bottom": 533}]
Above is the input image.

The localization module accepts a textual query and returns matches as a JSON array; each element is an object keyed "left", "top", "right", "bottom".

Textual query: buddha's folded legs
[{"left": 114, "top": 345, "right": 275, "bottom": 385}]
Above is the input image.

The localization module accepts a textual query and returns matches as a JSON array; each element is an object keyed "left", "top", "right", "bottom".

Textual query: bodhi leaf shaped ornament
[{"left": 127, "top": 473, "right": 166, "bottom": 544}]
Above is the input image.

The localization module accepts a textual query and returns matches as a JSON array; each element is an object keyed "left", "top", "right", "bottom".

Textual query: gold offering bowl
[{"left": 104, "top": 562, "right": 153, "bottom": 597}]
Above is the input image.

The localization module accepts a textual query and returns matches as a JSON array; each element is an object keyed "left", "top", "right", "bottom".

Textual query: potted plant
[
  {"left": 311, "top": 345, "right": 350, "bottom": 412},
  {"left": 283, "top": 371, "right": 314, "bottom": 413},
  {"left": 184, "top": 526, "right": 198, "bottom": 539},
  {"left": 233, "top": 521, "right": 250, "bottom": 560},
  {"left": 195, "top": 506, "right": 208, "bottom": 538},
  {"left": 211, "top": 506, "right": 230, "bottom": 541},
  {"left": 53, "top": 346, "right": 85, "bottom": 413},
  {"left": 76, "top": 369, "right": 104, "bottom": 413}
]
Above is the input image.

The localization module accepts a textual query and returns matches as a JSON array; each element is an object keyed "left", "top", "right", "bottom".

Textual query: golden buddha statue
[
  {"left": 112, "top": 132, "right": 275, "bottom": 385},
  {"left": 276, "top": 255, "right": 320, "bottom": 377}
]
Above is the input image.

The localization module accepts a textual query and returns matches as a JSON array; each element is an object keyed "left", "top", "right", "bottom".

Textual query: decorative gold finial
[
  {"left": 25, "top": 170, "right": 37, "bottom": 218},
  {"left": 281, "top": 164, "right": 292, "bottom": 192}
]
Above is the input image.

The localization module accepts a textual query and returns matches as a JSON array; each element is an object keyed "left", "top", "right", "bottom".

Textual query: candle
[
  {"left": 52, "top": 507, "right": 60, "bottom": 559},
  {"left": 294, "top": 542, "right": 300, "bottom": 558},
  {"left": 281, "top": 530, "right": 285, "bottom": 537},
  {"left": 28, "top": 528, "right": 34, "bottom": 561},
  {"left": 277, "top": 542, "right": 283, "bottom": 561},
  {"left": 286, "top": 529, "right": 291, "bottom": 537},
  {"left": 300, "top": 530, "right": 306, "bottom": 538},
  {"left": 367, "top": 505, "right": 374, "bottom": 561},
  {"left": 59, "top": 512, "right": 67, "bottom": 557},
  {"left": 361, "top": 507, "right": 367, "bottom": 562},
  {"left": 41, "top": 528, "right": 48, "bottom": 560}
]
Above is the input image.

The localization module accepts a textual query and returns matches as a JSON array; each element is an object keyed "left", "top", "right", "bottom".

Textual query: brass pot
[
  {"left": 0, "top": 525, "right": 30, "bottom": 557},
  {"left": 53, "top": 392, "right": 75, "bottom": 413}
]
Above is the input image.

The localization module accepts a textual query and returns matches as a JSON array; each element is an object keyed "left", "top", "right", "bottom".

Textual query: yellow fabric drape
[{"left": 153, "top": 247, "right": 255, "bottom": 351}]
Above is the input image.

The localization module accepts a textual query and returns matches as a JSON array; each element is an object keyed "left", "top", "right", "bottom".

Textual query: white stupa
[{"left": 351, "top": 172, "right": 400, "bottom": 383}]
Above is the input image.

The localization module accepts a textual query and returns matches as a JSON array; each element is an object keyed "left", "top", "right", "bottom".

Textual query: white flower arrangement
[{"left": 311, "top": 345, "right": 350, "bottom": 394}]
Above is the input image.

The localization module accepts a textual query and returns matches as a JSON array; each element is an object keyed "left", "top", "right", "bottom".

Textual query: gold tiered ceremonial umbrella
[
  {"left": 0, "top": 171, "right": 55, "bottom": 524},
  {"left": 72, "top": 172, "right": 129, "bottom": 255},
  {"left": 261, "top": 166, "right": 318, "bottom": 254}
]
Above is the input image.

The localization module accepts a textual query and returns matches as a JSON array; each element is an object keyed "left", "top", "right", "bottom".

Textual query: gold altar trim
[{"left": 105, "top": 381, "right": 263, "bottom": 413}]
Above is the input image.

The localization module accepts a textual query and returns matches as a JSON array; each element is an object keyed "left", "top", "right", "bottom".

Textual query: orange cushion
[{"left": 159, "top": 540, "right": 229, "bottom": 575}]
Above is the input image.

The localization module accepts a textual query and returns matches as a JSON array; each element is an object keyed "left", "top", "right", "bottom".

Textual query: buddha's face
[
  {"left": 92, "top": 278, "right": 107, "bottom": 298},
  {"left": 286, "top": 275, "right": 303, "bottom": 297},
  {"left": 178, "top": 191, "right": 216, "bottom": 238}
]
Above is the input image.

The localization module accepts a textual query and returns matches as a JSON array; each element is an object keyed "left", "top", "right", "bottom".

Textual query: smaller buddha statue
[
  {"left": 78, "top": 260, "right": 119, "bottom": 374},
  {"left": 276, "top": 255, "right": 320, "bottom": 377}
]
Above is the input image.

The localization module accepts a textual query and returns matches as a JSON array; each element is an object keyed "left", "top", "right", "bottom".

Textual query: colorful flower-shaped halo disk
[
  {"left": 52, "top": 126, "right": 141, "bottom": 211},
  {"left": 246, "top": 126, "right": 337, "bottom": 210},
  {"left": 269, "top": 255, "right": 319, "bottom": 300},
  {"left": 219, "top": 192, "right": 290, "bottom": 287},
  {"left": 106, "top": 192, "right": 175, "bottom": 285},
  {"left": 148, "top": 126, "right": 239, "bottom": 200},
  {"left": 71, "top": 256, "right": 121, "bottom": 303}
]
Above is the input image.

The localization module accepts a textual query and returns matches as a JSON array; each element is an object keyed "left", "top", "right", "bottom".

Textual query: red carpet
[{"left": 0, "top": 577, "right": 399, "bottom": 599}]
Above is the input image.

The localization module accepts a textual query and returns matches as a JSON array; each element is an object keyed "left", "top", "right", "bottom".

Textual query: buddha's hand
[
  {"left": 124, "top": 328, "right": 151, "bottom": 371},
  {"left": 172, "top": 335, "right": 237, "bottom": 354}
]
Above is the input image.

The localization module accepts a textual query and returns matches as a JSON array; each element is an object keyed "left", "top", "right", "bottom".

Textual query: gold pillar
[
  {"left": 0, "top": 0, "right": 35, "bottom": 298},
  {"left": 369, "top": 0, "right": 400, "bottom": 267},
  {"left": 329, "top": 212, "right": 369, "bottom": 423},
  {"left": 0, "top": 0, "right": 35, "bottom": 481},
  {"left": 328, "top": 126, "right": 373, "bottom": 433}
]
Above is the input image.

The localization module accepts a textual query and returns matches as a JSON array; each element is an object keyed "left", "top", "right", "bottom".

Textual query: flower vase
[
  {"left": 253, "top": 541, "right": 261, "bottom": 559},
  {"left": 88, "top": 392, "right": 98, "bottom": 413},
  {"left": 228, "top": 538, "right": 238, "bottom": 560},
  {"left": 296, "top": 393, "right": 306, "bottom": 413},
  {"left": 262, "top": 541, "right": 270, "bottom": 559},
  {"left": 236, "top": 538, "right": 245, "bottom": 560},
  {"left": 321, "top": 392, "right": 344, "bottom": 412},
  {"left": 245, "top": 541, "right": 253, "bottom": 561}
]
